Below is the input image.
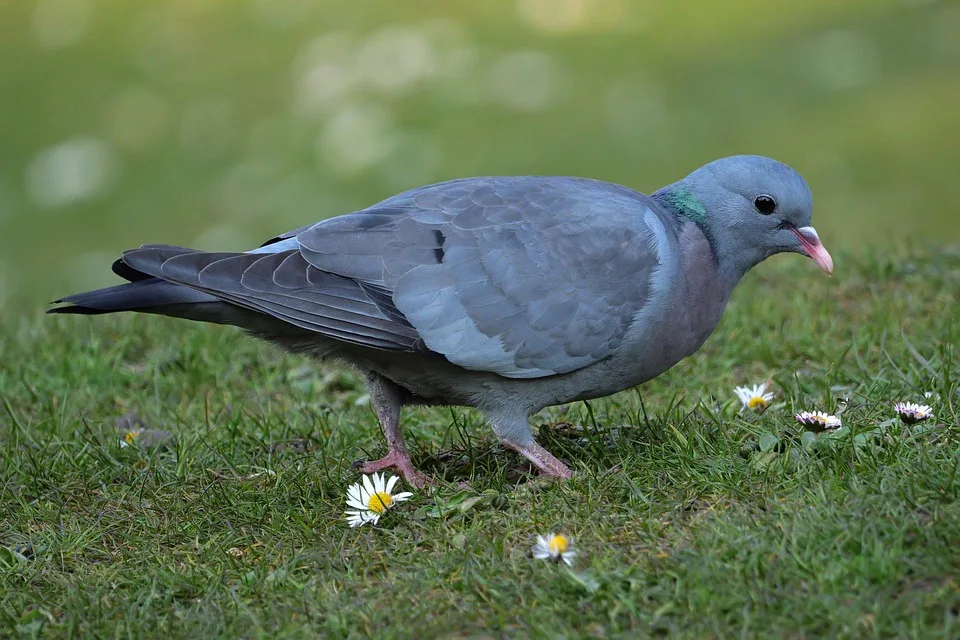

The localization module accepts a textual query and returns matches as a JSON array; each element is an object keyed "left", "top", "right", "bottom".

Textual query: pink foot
[{"left": 352, "top": 450, "right": 431, "bottom": 489}]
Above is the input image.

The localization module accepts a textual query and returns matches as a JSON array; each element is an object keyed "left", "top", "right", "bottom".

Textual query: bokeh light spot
[
  {"left": 293, "top": 32, "right": 357, "bottom": 117},
  {"left": 26, "top": 137, "right": 121, "bottom": 209},
  {"left": 33, "top": 0, "right": 91, "bottom": 49},
  {"left": 316, "top": 104, "right": 397, "bottom": 175},
  {"left": 357, "top": 27, "right": 438, "bottom": 95},
  {"left": 517, "top": 0, "right": 587, "bottom": 34}
]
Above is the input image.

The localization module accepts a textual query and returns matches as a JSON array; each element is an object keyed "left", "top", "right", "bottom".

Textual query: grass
[
  {"left": 1, "top": 247, "right": 959, "bottom": 638},
  {"left": 2, "top": 0, "right": 958, "bottom": 635}
]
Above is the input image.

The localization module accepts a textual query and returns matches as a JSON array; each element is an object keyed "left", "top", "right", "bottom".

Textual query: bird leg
[
  {"left": 488, "top": 411, "right": 573, "bottom": 479},
  {"left": 352, "top": 373, "right": 430, "bottom": 489}
]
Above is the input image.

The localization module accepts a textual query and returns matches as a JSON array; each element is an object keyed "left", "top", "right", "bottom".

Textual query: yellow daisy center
[
  {"left": 748, "top": 396, "right": 767, "bottom": 410},
  {"left": 124, "top": 431, "right": 140, "bottom": 444},
  {"left": 547, "top": 535, "right": 569, "bottom": 554},
  {"left": 367, "top": 491, "right": 393, "bottom": 514}
]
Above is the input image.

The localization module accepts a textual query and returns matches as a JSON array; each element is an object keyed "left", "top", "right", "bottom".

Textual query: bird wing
[
  {"left": 122, "top": 177, "right": 674, "bottom": 378},
  {"left": 297, "top": 177, "right": 675, "bottom": 378}
]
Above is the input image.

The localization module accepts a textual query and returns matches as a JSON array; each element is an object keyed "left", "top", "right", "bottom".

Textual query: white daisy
[
  {"left": 118, "top": 430, "right": 141, "bottom": 448},
  {"left": 532, "top": 533, "right": 577, "bottom": 566},
  {"left": 734, "top": 383, "right": 775, "bottom": 411},
  {"left": 344, "top": 473, "right": 412, "bottom": 528},
  {"left": 894, "top": 402, "right": 933, "bottom": 425},
  {"left": 795, "top": 410, "right": 842, "bottom": 432}
]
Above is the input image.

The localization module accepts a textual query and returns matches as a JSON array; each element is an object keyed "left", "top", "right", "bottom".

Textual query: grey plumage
[{"left": 51, "top": 155, "right": 833, "bottom": 486}]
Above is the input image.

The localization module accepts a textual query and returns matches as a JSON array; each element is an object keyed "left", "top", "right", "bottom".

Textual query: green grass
[
  {"left": 2, "top": 0, "right": 958, "bottom": 635},
  {"left": 2, "top": 247, "right": 959, "bottom": 638}
]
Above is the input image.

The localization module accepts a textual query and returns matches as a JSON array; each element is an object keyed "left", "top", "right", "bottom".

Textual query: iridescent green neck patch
[{"left": 664, "top": 188, "right": 707, "bottom": 226}]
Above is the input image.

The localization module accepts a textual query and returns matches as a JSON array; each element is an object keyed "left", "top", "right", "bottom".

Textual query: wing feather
[{"left": 122, "top": 247, "right": 422, "bottom": 351}]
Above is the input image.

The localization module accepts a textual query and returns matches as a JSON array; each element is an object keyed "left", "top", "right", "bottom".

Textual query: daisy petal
[
  {"left": 362, "top": 474, "right": 375, "bottom": 499},
  {"left": 386, "top": 475, "right": 399, "bottom": 494},
  {"left": 347, "top": 484, "right": 362, "bottom": 502},
  {"left": 345, "top": 511, "right": 367, "bottom": 527}
]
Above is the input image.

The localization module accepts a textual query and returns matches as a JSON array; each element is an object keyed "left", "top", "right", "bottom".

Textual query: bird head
[{"left": 657, "top": 155, "right": 833, "bottom": 287}]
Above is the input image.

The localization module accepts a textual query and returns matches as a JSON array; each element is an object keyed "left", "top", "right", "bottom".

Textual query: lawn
[
  {"left": 2, "top": 247, "right": 958, "bottom": 638},
  {"left": 1, "top": 1, "right": 959, "bottom": 636}
]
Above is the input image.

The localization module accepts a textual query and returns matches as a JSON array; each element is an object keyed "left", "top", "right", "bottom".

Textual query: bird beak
[{"left": 790, "top": 226, "right": 834, "bottom": 276}]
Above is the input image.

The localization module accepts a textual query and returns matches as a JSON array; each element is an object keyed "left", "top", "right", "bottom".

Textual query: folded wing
[
  {"left": 122, "top": 177, "right": 672, "bottom": 378},
  {"left": 298, "top": 177, "right": 672, "bottom": 378}
]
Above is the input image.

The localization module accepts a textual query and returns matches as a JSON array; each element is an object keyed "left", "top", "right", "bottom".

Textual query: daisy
[
  {"left": 344, "top": 473, "right": 412, "bottom": 528},
  {"left": 532, "top": 533, "right": 577, "bottom": 566},
  {"left": 118, "top": 430, "right": 141, "bottom": 448},
  {"left": 894, "top": 402, "right": 933, "bottom": 425},
  {"left": 734, "top": 383, "right": 774, "bottom": 411},
  {"left": 795, "top": 410, "right": 842, "bottom": 432}
]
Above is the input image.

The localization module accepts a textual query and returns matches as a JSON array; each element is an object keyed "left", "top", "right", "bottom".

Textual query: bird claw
[{"left": 351, "top": 450, "right": 432, "bottom": 489}]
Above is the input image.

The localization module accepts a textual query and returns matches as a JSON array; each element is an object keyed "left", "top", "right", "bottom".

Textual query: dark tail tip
[{"left": 47, "top": 305, "right": 108, "bottom": 315}]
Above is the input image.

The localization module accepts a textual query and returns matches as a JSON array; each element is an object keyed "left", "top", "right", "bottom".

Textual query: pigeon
[{"left": 50, "top": 155, "right": 833, "bottom": 487}]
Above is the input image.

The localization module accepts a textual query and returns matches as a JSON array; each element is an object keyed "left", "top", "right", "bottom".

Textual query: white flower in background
[
  {"left": 532, "top": 533, "right": 576, "bottom": 566},
  {"left": 344, "top": 473, "right": 412, "bottom": 527},
  {"left": 894, "top": 402, "right": 933, "bottom": 425},
  {"left": 795, "top": 410, "right": 842, "bottom": 432},
  {"left": 734, "top": 383, "right": 774, "bottom": 412}
]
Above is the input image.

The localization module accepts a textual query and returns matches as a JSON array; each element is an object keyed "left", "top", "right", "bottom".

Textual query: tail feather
[{"left": 49, "top": 278, "right": 217, "bottom": 315}]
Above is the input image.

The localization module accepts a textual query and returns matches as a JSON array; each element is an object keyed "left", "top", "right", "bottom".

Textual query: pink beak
[{"left": 790, "top": 226, "right": 834, "bottom": 276}]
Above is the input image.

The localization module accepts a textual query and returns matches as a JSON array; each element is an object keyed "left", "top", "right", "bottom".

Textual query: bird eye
[{"left": 754, "top": 195, "right": 777, "bottom": 215}]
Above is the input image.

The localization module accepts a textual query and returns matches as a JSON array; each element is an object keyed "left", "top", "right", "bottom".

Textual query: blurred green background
[{"left": 1, "top": 0, "right": 958, "bottom": 311}]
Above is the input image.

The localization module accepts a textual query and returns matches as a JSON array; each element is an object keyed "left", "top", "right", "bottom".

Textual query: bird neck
[
  {"left": 653, "top": 185, "right": 753, "bottom": 295},
  {"left": 653, "top": 184, "right": 719, "bottom": 265}
]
